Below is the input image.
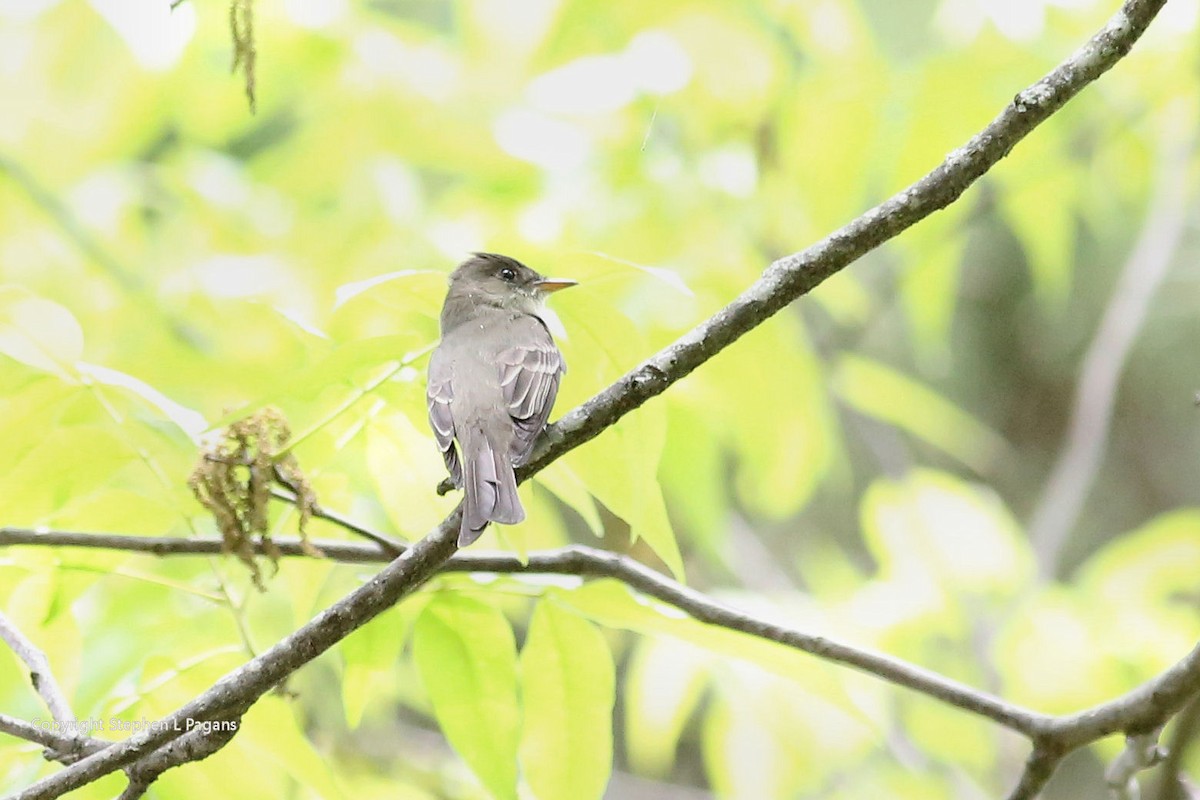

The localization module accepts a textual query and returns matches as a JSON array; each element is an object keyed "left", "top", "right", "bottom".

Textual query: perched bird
[{"left": 427, "top": 253, "right": 576, "bottom": 546}]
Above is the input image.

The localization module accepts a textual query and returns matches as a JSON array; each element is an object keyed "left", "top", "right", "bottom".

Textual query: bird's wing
[
  {"left": 498, "top": 319, "right": 564, "bottom": 465},
  {"left": 426, "top": 349, "right": 462, "bottom": 486}
]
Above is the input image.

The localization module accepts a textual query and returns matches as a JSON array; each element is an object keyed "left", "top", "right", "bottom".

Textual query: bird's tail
[{"left": 460, "top": 432, "right": 524, "bottom": 546}]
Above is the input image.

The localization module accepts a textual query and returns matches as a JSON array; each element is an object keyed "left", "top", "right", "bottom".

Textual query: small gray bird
[{"left": 427, "top": 253, "right": 576, "bottom": 546}]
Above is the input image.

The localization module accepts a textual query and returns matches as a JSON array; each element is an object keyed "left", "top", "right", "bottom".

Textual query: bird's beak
[{"left": 533, "top": 278, "right": 578, "bottom": 294}]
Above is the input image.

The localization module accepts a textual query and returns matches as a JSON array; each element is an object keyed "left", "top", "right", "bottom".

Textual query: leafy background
[{"left": 1, "top": 0, "right": 1199, "bottom": 797}]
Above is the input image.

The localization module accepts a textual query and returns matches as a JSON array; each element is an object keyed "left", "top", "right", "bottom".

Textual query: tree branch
[
  {"left": 1106, "top": 728, "right": 1167, "bottom": 800},
  {"left": 0, "top": 713, "right": 104, "bottom": 762},
  {"left": 1028, "top": 122, "right": 1195, "bottom": 576},
  {"left": 116, "top": 716, "right": 242, "bottom": 800},
  {"left": 0, "top": 611, "right": 103, "bottom": 763},
  {"left": 10, "top": 523, "right": 1200, "bottom": 786},
  {"left": 517, "top": 0, "right": 1169, "bottom": 481},
  {"left": 1005, "top": 745, "right": 1065, "bottom": 800},
  {"left": 1153, "top": 694, "right": 1200, "bottom": 800},
  {"left": 0, "top": 527, "right": 395, "bottom": 563},
  {"left": 7, "top": 1, "right": 1170, "bottom": 796},
  {"left": 268, "top": 486, "right": 404, "bottom": 555},
  {"left": 999, "top": 653, "right": 1200, "bottom": 798},
  {"left": 0, "top": 526, "right": 1052, "bottom": 736},
  {"left": 0, "top": 611, "right": 77, "bottom": 733}
]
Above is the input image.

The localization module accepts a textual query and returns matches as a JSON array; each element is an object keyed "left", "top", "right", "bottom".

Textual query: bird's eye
[{"left": 499, "top": 267, "right": 516, "bottom": 281}]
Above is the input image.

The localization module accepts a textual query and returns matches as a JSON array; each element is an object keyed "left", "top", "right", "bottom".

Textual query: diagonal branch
[
  {"left": 8, "top": 1, "right": 1170, "bottom": 797},
  {"left": 518, "top": 0, "right": 1168, "bottom": 481},
  {"left": 116, "top": 715, "right": 243, "bottom": 800}
]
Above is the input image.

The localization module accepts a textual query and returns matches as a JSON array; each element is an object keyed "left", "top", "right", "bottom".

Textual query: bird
[{"left": 426, "top": 253, "right": 576, "bottom": 546}]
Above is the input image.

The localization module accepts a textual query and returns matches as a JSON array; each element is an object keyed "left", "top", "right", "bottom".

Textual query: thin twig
[
  {"left": 1153, "top": 694, "right": 1200, "bottom": 800},
  {"left": 0, "top": 611, "right": 110, "bottom": 764},
  {"left": 267, "top": 487, "right": 404, "bottom": 555},
  {"left": 0, "top": 611, "right": 77, "bottom": 733},
  {"left": 0, "top": 713, "right": 104, "bottom": 761},
  {"left": 1005, "top": 745, "right": 1065, "bottom": 800},
  {"left": 1052, "top": 645, "right": 1200, "bottom": 751},
  {"left": 1106, "top": 728, "right": 1167, "bottom": 800}
]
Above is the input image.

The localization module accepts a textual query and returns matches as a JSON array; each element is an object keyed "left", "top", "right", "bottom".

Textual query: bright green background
[{"left": 1, "top": 0, "right": 1199, "bottom": 797}]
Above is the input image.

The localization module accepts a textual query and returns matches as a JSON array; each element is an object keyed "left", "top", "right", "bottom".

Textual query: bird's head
[{"left": 445, "top": 253, "right": 576, "bottom": 317}]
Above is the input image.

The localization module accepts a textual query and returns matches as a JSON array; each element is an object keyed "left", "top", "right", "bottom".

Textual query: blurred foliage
[{"left": 1, "top": 0, "right": 1199, "bottom": 798}]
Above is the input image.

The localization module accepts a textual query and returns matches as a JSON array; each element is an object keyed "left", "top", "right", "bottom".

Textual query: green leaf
[
  {"left": 366, "top": 411, "right": 459, "bottom": 539},
  {"left": 333, "top": 269, "right": 447, "bottom": 309},
  {"left": 860, "top": 470, "right": 1033, "bottom": 598},
  {"left": 992, "top": 587, "right": 1120, "bottom": 713},
  {"left": 327, "top": 270, "right": 444, "bottom": 346},
  {"left": 173, "top": 693, "right": 346, "bottom": 800},
  {"left": 564, "top": 402, "right": 683, "bottom": 576},
  {"left": 898, "top": 690, "right": 996, "bottom": 773},
  {"left": 520, "top": 599, "right": 614, "bottom": 800},
  {"left": 0, "top": 377, "right": 82, "bottom": 475},
  {"left": 76, "top": 362, "right": 208, "bottom": 439},
  {"left": 208, "top": 334, "right": 427, "bottom": 434},
  {"left": 624, "top": 637, "right": 712, "bottom": 777},
  {"left": 554, "top": 285, "right": 684, "bottom": 577},
  {"left": 692, "top": 313, "right": 836, "bottom": 523},
  {"left": 1078, "top": 509, "right": 1200, "bottom": 606},
  {"left": 995, "top": 140, "right": 1080, "bottom": 310},
  {"left": 1074, "top": 510, "right": 1200, "bottom": 673},
  {"left": 701, "top": 661, "right": 877, "bottom": 798},
  {"left": 342, "top": 599, "right": 427, "bottom": 729},
  {"left": 553, "top": 582, "right": 874, "bottom": 724},
  {"left": 0, "top": 426, "right": 138, "bottom": 523},
  {"left": 413, "top": 593, "right": 520, "bottom": 800},
  {"left": 492, "top": 482, "right": 568, "bottom": 557},
  {"left": 833, "top": 353, "right": 1010, "bottom": 473},
  {"left": 894, "top": 208, "right": 968, "bottom": 371},
  {"left": 533, "top": 460, "right": 603, "bottom": 538},
  {"left": 658, "top": 399, "right": 726, "bottom": 550},
  {"left": 701, "top": 687, "right": 801, "bottom": 798},
  {"left": 46, "top": 488, "right": 178, "bottom": 536},
  {"left": 8, "top": 571, "right": 58, "bottom": 630},
  {"left": 560, "top": 251, "right": 693, "bottom": 297},
  {"left": 0, "top": 287, "right": 83, "bottom": 380}
]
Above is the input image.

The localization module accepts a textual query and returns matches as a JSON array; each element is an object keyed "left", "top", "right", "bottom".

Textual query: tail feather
[{"left": 460, "top": 435, "right": 524, "bottom": 546}]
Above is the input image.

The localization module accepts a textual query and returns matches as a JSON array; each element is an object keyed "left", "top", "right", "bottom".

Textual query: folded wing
[{"left": 498, "top": 318, "right": 565, "bottom": 465}]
